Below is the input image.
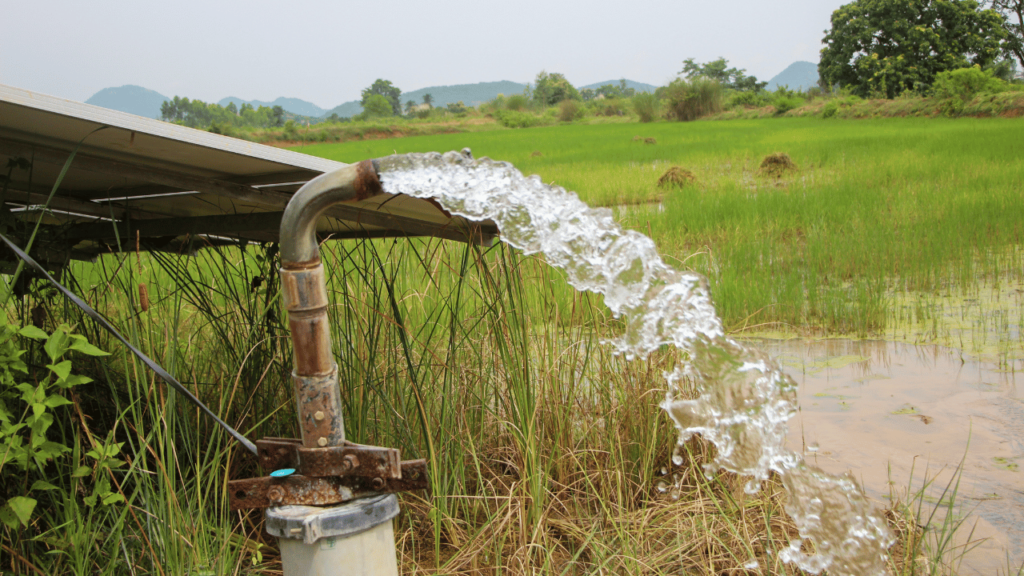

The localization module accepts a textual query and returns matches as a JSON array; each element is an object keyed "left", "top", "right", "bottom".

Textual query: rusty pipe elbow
[{"left": 279, "top": 159, "right": 382, "bottom": 267}]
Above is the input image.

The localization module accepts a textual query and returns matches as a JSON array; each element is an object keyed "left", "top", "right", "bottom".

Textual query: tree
[
  {"left": 361, "top": 94, "right": 393, "bottom": 118},
  {"left": 422, "top": 93, "right": 433, "bottom": 106},
  {"left": 680, "top": 58, "right": 767, "bottom": 92},
  {"left": 361, "top": 79, "right": 402, "bottom": 115},
  {"left": 271, "top": 105, "right": 285, "bottom": 127},
  {"left": 405, "top": 99, "right": 416, "bottom": 114},
  {"left": 225, "top": 101, "right": 238, "bottom": 115},
  {"left": 991, "top": 0, "right": 1024, "bottom": 68},
  {"left": 819, "top": 0, "right": 1008, "bottom": 98},
  {"left": 532, "top": 71, "right": 581, "bottom": 106}
]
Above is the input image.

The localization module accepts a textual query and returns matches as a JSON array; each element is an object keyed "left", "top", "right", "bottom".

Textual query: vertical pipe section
[{"left": 279, "top": 160, "right": 382, "bottom": 448}]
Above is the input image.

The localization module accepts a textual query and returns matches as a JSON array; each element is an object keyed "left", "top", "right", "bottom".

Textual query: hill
[
  {"left": 580, "top": 79, "right": 658, "bottom": 93},
  {"left": 766, "top": 62, "right": 819, "bottom": 92},
  {"left": 218, "top": 96, "right": 327, "bottom": 117},
  {"left": 85, "top": 85, "right": 170, "bottom": 119},
  {"left": 323, "top": 80, "right": 530, "bottom": 118}
]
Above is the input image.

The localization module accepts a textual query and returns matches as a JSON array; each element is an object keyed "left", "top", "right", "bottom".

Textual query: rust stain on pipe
[{"left": 353, "top": 159, "right": 382, "bottom": 201}]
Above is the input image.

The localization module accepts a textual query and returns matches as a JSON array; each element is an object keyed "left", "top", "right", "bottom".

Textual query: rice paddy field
[
  {"left": 3, "top": 117, "right": 1023, "bottom": 575},
  {"left": 298, "top": 117, "right": 1024, "bottom": 360}
]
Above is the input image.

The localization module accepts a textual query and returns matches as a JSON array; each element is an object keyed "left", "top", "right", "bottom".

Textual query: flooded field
[{"left": 748, "top": 337, "right": 1024, "bottom": 573}]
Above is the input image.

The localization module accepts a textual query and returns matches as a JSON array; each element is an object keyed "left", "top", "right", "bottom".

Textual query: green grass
[{"left": 295, "top": 118, "right": 1024, "bottom": 345}]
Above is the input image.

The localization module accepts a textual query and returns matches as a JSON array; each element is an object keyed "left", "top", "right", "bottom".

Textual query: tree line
[{"left": 160, "top": 97, "right": 286, "bottom": 130}]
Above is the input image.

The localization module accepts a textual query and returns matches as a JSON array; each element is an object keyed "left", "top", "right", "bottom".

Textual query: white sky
[{"left": 1, "top": 0, "right": 847, "bottom": 107}]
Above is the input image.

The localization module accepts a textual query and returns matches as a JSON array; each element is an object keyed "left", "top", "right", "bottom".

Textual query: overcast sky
[{"left": 1, "top": 0, "right": 847, "bottom": 107}]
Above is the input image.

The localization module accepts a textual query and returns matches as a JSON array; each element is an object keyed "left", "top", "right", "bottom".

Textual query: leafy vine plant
[{"left": 0, "top": 317, "right": 117, "bottom": 529}]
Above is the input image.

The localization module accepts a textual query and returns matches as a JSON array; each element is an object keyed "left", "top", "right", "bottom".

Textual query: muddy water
[{"left": 748, "top": 338, "right": 1024, "bottom": 572}]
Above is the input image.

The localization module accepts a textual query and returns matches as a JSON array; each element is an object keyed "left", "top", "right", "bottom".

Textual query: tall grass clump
[
  {"left": 557, "top": 99, "right": 582, "bottom": 122},
  {"left": 4, "top": 222, "right": 930, "bottom": 574},
  {"left": 632, "top": 92, "right": 658, "bottom": 122},
  {"left": 663, "top": 77, "right": 723, "bottom": 121}
]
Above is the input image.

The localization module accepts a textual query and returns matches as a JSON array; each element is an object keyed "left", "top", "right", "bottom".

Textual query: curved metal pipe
[
  {"left": 278, "top": 159, "right": 382, "bottom": 449},
  {"left": 279, "top": 159, "right": 382, "bottom": 266}
]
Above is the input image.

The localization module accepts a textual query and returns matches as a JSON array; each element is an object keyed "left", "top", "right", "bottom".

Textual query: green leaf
[
  {"left": 18, "top": 326, "right": 48, "bottom": 340},
  {"left": 43, "top": 330, "right": 68, "bottom": 361},
  {"left": 5, "top": 496, "right": 37, "bottom": 526},
  {"left": 72, "top": 465, "right": 93, "bottom": 478},
  {"left": 30, "top": 480, "right": 59, "bottom": 491},
  {"left": 35, "top": 440, "right": 69, "bottom": 460},
  {"left": 60, "top": 374, "right": 92, "bottom": 388},
  {"left": 48, "top": 360, "right": 72, "bottom": 381},
  {"left": 68, "top": 338, "right": 109, "bottom": 357},
  {"left": 0, "top": 505, "right": 20, "bottom": 529},
  {"left": 43, "top": 394, "right": 72, "bottom": 409},
  {"left": 101, "top": 493, "right": 124, "bottom": 506}
]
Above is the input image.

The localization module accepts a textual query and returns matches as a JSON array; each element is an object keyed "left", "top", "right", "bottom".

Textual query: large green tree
[
  {"left": 361, "top": 94, "right": 394, "bottom": 118},
  {"left": 361, "top": 79, "right": 402, "bottom": 115},
  {"left": 532, "top": 71, "right": 581, "bottom": 106},
  {"left": 819, "top": 0, "right": 1008, "bottom": 97},
  {"left": 991, "top": 0, "right": 1024, "bottom": 68}
]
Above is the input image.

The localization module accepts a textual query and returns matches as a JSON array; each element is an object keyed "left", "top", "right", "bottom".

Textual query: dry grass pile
[
  {"left": 657, "top": 166, "right": 697, "bottom": 189},
  {"left": 645, "top": 137, "right": 657, "bottom": 144},
  {"left": 758, "top": 153, "right": 798, "bottom": 177}
]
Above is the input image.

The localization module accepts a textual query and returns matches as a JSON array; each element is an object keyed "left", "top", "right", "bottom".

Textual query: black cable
[{"left": 0, "top": 233, "right": 258, "bottom": 456}]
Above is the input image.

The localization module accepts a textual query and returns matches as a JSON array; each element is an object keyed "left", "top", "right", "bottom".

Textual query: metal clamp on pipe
[{"left": 228, "top": 160, "right": 428, "bottom": 576}]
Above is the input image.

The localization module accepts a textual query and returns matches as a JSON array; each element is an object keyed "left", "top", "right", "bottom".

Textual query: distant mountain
[
  {"left": 85, "top": 85, "right": 170, "bottom": 119},
  {"left": 580, "top": 79, "right": 658, "bottom": 93},
  {"left": 218, "top": 96, "right": 327, "bottom": 118},
  {"left": 323, "top": 80, "right": 530, "bottom": 118},
  {"left": 403, "top": 81, "right": 529, "bottom": 109},
  {"left": 766, "top": 62, "right": 819, "bottom": 92},
  {"left": 323, "top": 100, "right": 364, "bottom": 119}
]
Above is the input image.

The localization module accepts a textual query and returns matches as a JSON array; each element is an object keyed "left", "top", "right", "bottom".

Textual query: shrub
[
  {"left": 663, "top": 77, "right": 724, "bottom": 121},
  {"left": 822, "top": 101, "right": 839, "bottom": 118},
  {"left": 773, "top": 96, "right": 805, "bottom": 115},
  {"left": 495, "top": 110, "right": 539, "bottom": 129},
  {"left": 632, "top": 93, "right": 658, "bottom": 122},
  {"left": 558, "top": 99, "right": 583, "bottom": 121},
  {"left": 488, "top": 94, "right": 507, "bottom": 111},
  {"left": 505, "top": 94, "right": 528, "bottom": 111},
  {"left": 933, "top": 65, "right": 1006, "bottom": 116},
  {"left": 283, "top": 120, "right": 298, "bottom": 139},
  {"left": 447, "top": 101, "right": 468, "bottom": 115},
  {"left": 729, "top": 91, "right": 771, "bottom": 108},
  {"left": 934, "top": 65, "right": 1005, "bottom": 99}
]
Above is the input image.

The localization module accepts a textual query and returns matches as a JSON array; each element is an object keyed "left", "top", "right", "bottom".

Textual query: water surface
[{"left": 751, "top": 338, "right": 1024, "bottom": 573}]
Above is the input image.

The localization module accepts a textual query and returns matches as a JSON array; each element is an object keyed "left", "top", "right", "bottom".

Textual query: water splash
[{"left": 378, "top": 149, "right": 895, "bottom": 575}]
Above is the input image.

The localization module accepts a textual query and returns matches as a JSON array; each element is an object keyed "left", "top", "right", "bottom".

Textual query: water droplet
[
  {"left": 808, "top": 442, "right": 820, "bottom": 453},
  {"left": 656, "top": 481, "right": 669, "bottom": 493},
  {"left": 659, "top": 467, "right": 668, "bottom": 476}
]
